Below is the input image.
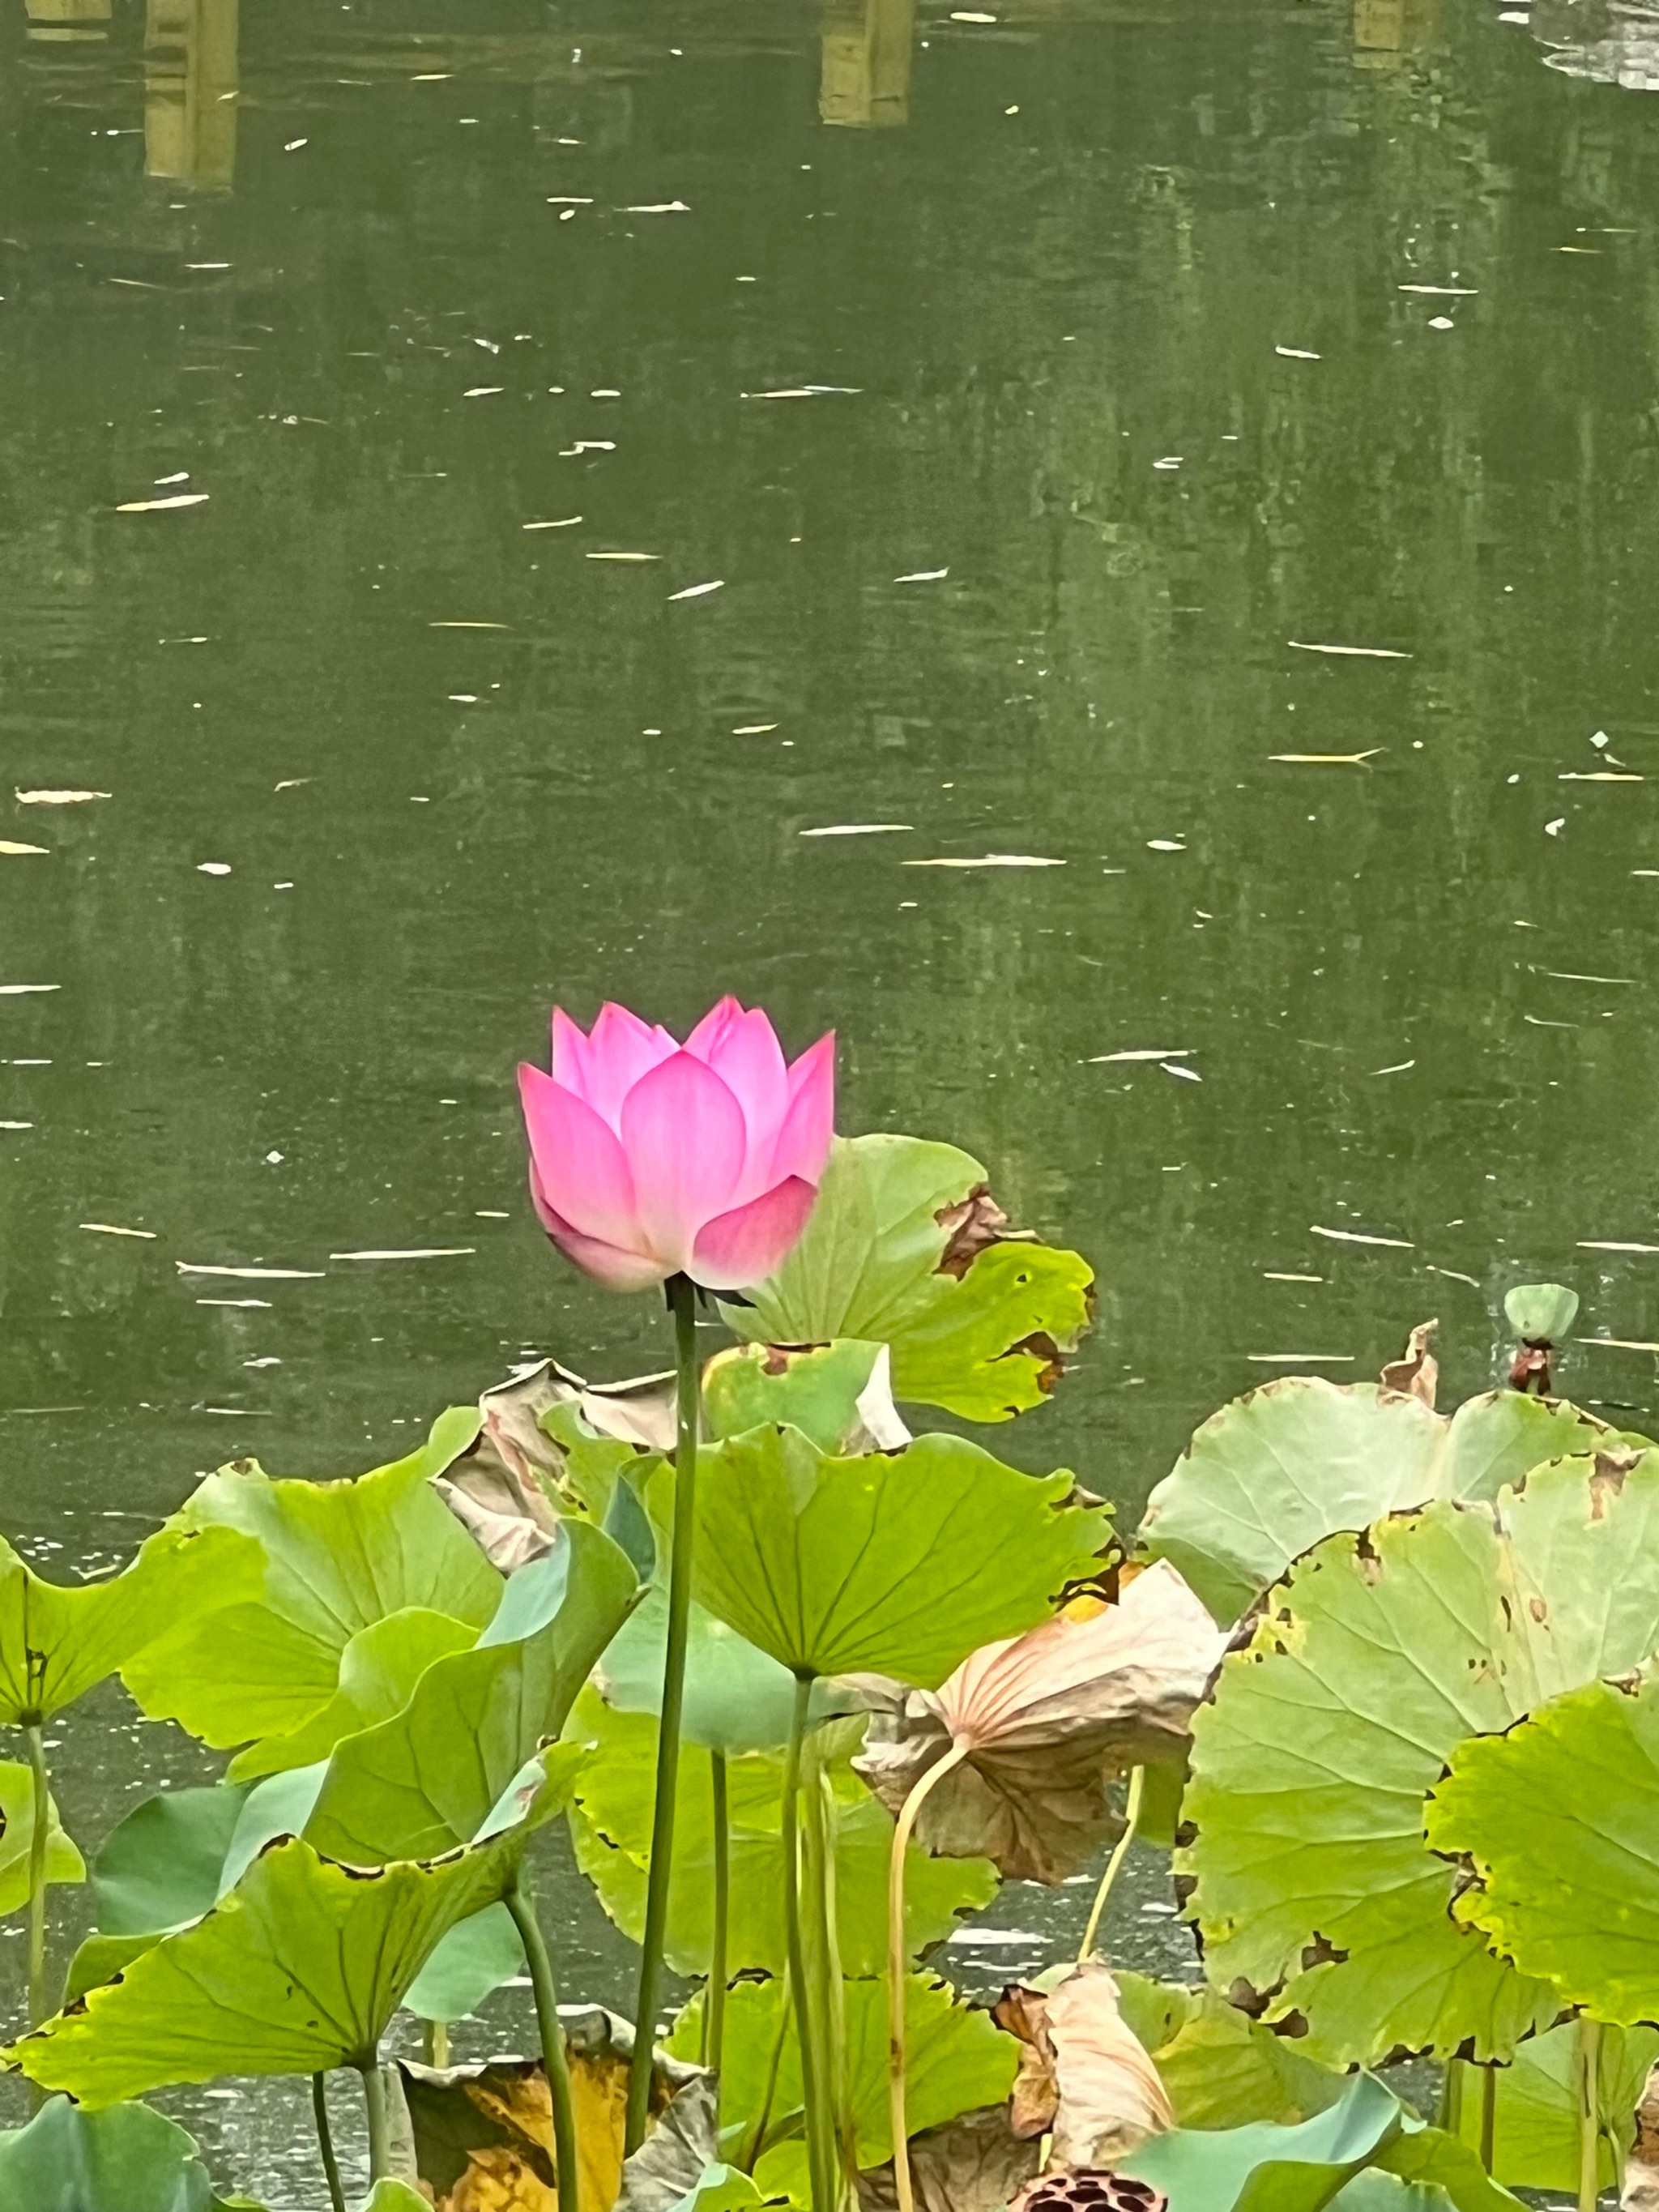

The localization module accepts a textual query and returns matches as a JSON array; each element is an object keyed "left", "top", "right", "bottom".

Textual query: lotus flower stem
[
  {"left": 22, "top": 1721, "right": 50, "bottom": 2035},
  {"left": 1078, "top": 1765, "right": 1145, "bottom": 1962},
  {"left": 739, "top": 1965, "right": 793, "bottom": 2171},
  {"left": 1437, "top": 2058, "right": 1464, "bottom": 2135},
  {"left": 1579, "top": 2018, "right": 1602, "bottom": 2212},
  {"left": 422, "top": 2018, "right": 450, "bottom": 2069},
  {"left": 888, "top": 1738, "right": 972, "bottom": 2212},
  {"left": 706, "top": 1749, "right": 730, "bottom": 2085},
  {"left": 507, "top": 1878, "right": 581, "bottom": 2212},
  {"left": 310, "top": 2073, "right": 348, "bottom": 2212},
  {"left": 626, "top": 1270, "right": 702, "bottom": 2155},
  {"left": 804, "top": 1749, "right": 856, "bottom": 2184},
  {"left": 783, "top": 1668, "right": 841, "bottom": 2212},
  {"left": 1479, "top": 2063, "right": 1497, "bottom": 2175},
  {"left": 357, "top": 2054, "right": 391, "bottom": 2184}
]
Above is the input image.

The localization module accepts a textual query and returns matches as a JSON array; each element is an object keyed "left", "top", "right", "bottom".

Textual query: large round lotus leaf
[
  {"left": 89, "top": 1784, "right": 250, "bottom": 1936},
  {"left": 0, "top": 1521, "right": 259, "bottom": 1731},
  {"left": 122, "top": 1410, "right": 498, "bottom": 1756},
  {"left": 304, "top": 1522, "right": 636, "bottom": 1864},
  {"left": 228, "top": 1608, "right": 481, "bottom": 1782},
  {"left": 0, "top": 1759, "right": 84, "bottom": 1913},
  {"left": 1427, "top": 1668, "right": 1659, "bottom": 2029},
  {"left": 1181, "top": 1452, "right": 1659, "bottom": 2065},
  {"left": 691, "top": 1424, "right": 1109, "bottom": 1687},
  {"left": 721, "top": 1134, "right": 1094, "bottom": 1422},
  {"left": 702, "top": 1339, "right": 902, "bottom": 1454},
  {"left": 1139, "top": 1376, "right": 1613, "bottom": 1625},
  {"left": 401, "top": 1900, "right": 524, "bottom": 2023},
  {"left": 6, "top": 1813, "right": 536, "bottom": 2104},
  {"left": 1441, "top": 2020, "right": 1659, "bottom": 2195},
  {"left": 1121, "top": 2078, "right": 1520, "bottom": 2212},
  {"left": 0, "top": 2094, "right": 253, "bottom": 2212},
  {"left": 595, "top": 1585, "right": 807, "bottom": 1754},
  {"left": 667, "top": 1972, "right": 1017, "bottom": 2169},
  {"left": 567, "top": 1689, "right": 995, "bottom": 1976},
  {"left": 1113, "top": 1975, "right": 1346, "bottom": 2131}
]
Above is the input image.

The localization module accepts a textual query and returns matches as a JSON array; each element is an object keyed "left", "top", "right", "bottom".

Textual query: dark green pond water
[{"left": 4, "top": 0, "right": 1658, "bottom": 2195}]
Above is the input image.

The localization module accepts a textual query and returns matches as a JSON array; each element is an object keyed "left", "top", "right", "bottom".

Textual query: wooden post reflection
[
  {"left": 821, "top": 0, "right": 915, "bottom": 127},
  {"left": 1353, "top": 0, "right": 1436, "bottom": 67},
  {"left": 145, "top": 0, "right": 240, "bottom": 190},
  {"left": 26, "top": 0, "right": 113, "bottom": 43}
]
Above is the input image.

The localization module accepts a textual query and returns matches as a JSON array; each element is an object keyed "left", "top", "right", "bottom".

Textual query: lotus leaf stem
[
  {"left": 423, "top": 2018, "right": 450, "bottom": 2069},
  {"left": 626, "top": 1270, "right": 702, "bottom": 2156},
  {"left": 22, "top": 1720, "right": 50, "bottom": 2035},
  {"left": 783, "top": 1668, "right": 841, "bottom": 2211},
  {"left": 706, "top": 1749, "right": 729, "bottom": 2086},
  {"left": 358, "top": 2055, "right": 391, "bottom": 2184},
  {"left": 887, "top": 1737, "right": 972, "bottom": 2212},
  {"left": 1580, "top": 2018, "right": 1602, "bottom": 2212},
  {"left": 804, "top": 1749, "right": 855, "bottom": 2184},
  {"left": 1079, "top": 1765, "right": 1145, "bottom": 1963},
  {"left": 1438, "top": 2058, "right": 1463, "bottom": 2136},
  {"left": 1479, "top": 2062, "right": 1497, "bottom": 2175},
  {"left": 739, "top": 1966, "right": 793, "bottom": 2172},
  {"left": 507, "top": 1878, "right": 581, "bottom": 2212},
  {"left": 311, "top": 2073, "right": 348, "bottom": 2212}
]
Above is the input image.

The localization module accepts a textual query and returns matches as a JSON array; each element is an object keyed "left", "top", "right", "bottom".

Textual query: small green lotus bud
[{"left": 1504, "top": 1283, "right": 1580, "bottom": 1343}]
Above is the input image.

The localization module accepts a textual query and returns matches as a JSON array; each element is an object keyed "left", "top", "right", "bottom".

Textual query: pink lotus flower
[{"left": 518, "top": 998, "right": 835, "bottom": 1293}]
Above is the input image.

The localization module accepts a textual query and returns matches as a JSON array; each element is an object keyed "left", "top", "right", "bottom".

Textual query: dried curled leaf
[
  {"left": 855, "top": 2105, "right": 1040, "bottom": 2212},
  {"left": 995, "top": 1965, "right": 1175, "bottom": 2168},
  {"left": 1625, "top": 2061, "right": 1659, "bottom": 2211},
  {"left": 1380, "top": 1319, "right": 1439, "bottom": 1408},
  {"left": 854, "top": 1561, "right": 1226, "bottom": 1882}
]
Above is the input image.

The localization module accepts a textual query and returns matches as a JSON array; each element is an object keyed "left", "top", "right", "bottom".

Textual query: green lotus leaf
[
  {"left": 6, "top": 1776, "right": 548, "bottom": 2103},
  {"left": 230, "top": 1608, "right": 482, "bottom": 1781},
  {"left": 123, "top": 1410, "right": 499, "bottom": 1757},
  {"left": 88, "top": 1783, "right": 249, "bottom": 1937},
  {"left": 358, "top": 2186, "right": 430, "bottom": 2212},
  {"left": 0, "top": 1757, "right": 84, "bottom": 1913},
  {"left": 1139, "top": 1375, "right": 1613, "bottom": 1625},
  {"left": 668, "top": 1972, "right": 1017, "bottom": 2170},
  {"left": 691, "top": 1424, "right": 1109, "bottom": 1686},
  {"left": 304, "top": 1521, "right": 637, "bottom": 1864},
  {"left": 568, "top": 1688, "right": 996, "bottom": 1977},
  {"left": 1121, "top": 2078, "right": 1521, "bottom": 2212},
  {"left": 0, "top": 1522, "right": 259, "bottom": 1729},
  {"left": 1427, "top": 1668, "right": 1659, "bottom": 2028},
  {"left": 401, "top": 1900, "right": 524, "bottom": 2023},
  {"left": 0, "top": 2094, "right": 258, "bottom": 2212},
  {"left": 702, "top": 1339, "right": 906, "bottom": 1454},
  {"left": 1181, "top": 1452, "right": 1659, "bottom": 2065},
  {"left": 668, "top": 2168, "right": 766, "bottom": 2212},
  {"left": 1442, "top": 2022, "right": 1659, "bottom": 2194},
  {"left": 722, "top": 1134, "right": 1094, "bottom": 1420},
  {"left": 595, "top": 1584, "right": 809, "bottom": 1755},
  {"left": 1114, "top": 1975, "right": 1346, "bottom": 2130}
]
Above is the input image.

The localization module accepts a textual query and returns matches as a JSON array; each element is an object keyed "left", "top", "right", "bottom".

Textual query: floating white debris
[
  {"left": 1153, "top": 456, "right": 1183, "bottom": 471},
  {"left": 1371, "top": 1059, "right": 1416, "bottom": 1075},
  {"left": 1162, "top": 1062, "right": 1201, "bottom": 1083},
  {"left": 741, "top": 386, "right": 863, "bottom": 399},
  {"left": 0, "top": 984, "right": 59, "bottom": 997},
  {"left": 1427, "top": 316, "right": 1456, "bottom": 331},
  {"left": 0, "top": 1122, "right": 33, "bottom": 1132},
  {"left": 284, "top": 138, "right": 308, "bottom": 151},
  {"left": 197, "top": 862, "right": 231, "bottom": 877},
  {"left": 1560, "top": 771, "right": 1642, "bottom": 782},
  {"left": 667, "top": 581, "right": 724, "bottom": 600},
  {"left": 1275, "top": 345, "right": 1320, "bottom": 360},
  {"left": 155, "top": 473, "right": 190, "bottom": 485},
  {"left": 1264, "top": 1271, "right": 1324, "bottom": 1283},
  {"left": 328, "top": 1247, "right": 476, "bottom": 1262},
  {"left": 1147, "top": 839, "right": 1186, "bottom": 852},
  {"left": 16, "top": 789, "right": 109, "bottom": 805},
  {"left": 1287, "top": 640, "right": 1410, "bottom": 659},
  {"left": 176, "top": 1262, "right": 326, "bottom": 1279},
  {"left": 1545, "top": 818, "right": 1566, "bottom": 837},
  {"left": 1579, "top": 1241, "right": 1659, "bottom": 1255},
  {"left": 733, "top": 724, "right": 778, "bottom": 736},
  {"left": 463, "top": 387, "right": 504, "bottom": 399},
  {"left": 1247, "top": 1352, "right": 1354, "bottom": 1364},
  {"left": 800, "top": 823, "right": 915, "bottom": 837},
  {"left": 1398, "top": 284, "right": 1478, "bottom": 295},
  {"left": 1538, "top": 968, "right": 1635, "bottom": 986},
  {"left": 621, "top": 200, "right": 690, "bottom": 213},
  {"left": 429, "top": 621, "right": 510, "bottom": 630},
  {"left": 1270, "top": 750, "right": 1382, "bottom": 765},
  {"left": 945, "top": 1928, "right": 1044, "bottom": 1947},
  {"left": 949, "top": 9, "right": 998, "bottom": 19},
  {"left": 1088, "top": 1048, "right": 1191, "bottom": 1063},
  {"left": 1577, "top": 1337, "right": 1659, "bottom": 1352},
  {"left": 274, "top": 779, "right": 312, "bottom": 792},
  {"left": 562, "top": 441, "right": 616, "bottom": 455},
  {"left": 1427, "top": 1265, "right": 1482, "bottom": 1289},
  {"left": 1523, "top": 1014, "right": 1576, "bottom": 1028},
  {"left": 475, "top": 1210, "right": 511, "bottom": 1219},
  {"left": 586, "top": 551, "right": 658, "bottom": 562},
  {"left": 117, "top": 493, "right": 209, "bottom": 513},
  {"left": 894, "top": 568, "right": 948, "bottom": 583},
  {"left": 196, "top": 1297, "right": 272, "bottom": 1308},
  {"left": 81, "top": 1223, "right": 156, "bottom": 1239},
  {"left": 1310, "top": 1224, "right": 1414, "bottom": 1249},
  {"left": 522, "top": 517, "right": 583, "bottom": 529},
  {"left": 0, "top": 842, "right": 48, "bottom": 856},
  {"left": 546, "top": 197, "right": 594, "bottom": 207},
  {"left": 244, "top": 1356, "right": 282, "bottom": 1369},
  {"left": 902, "top": 854, "right": 1064, "bottom": 869}
]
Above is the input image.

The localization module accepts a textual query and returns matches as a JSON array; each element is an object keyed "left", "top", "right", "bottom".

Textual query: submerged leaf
[
  {"left": 723, "top": 1134, "right": 1094, "bottom": 1420},
  {"left": 855, "top": 1563, "right": 1225, "bottom": 1882},
  {"left": 124, "top": 1412, "right": 500, "bottom": 1758},
  {"left": 1182, "top": 1453, "right": 1659, "bottom": 2065},
  {"left": 692, "top": 1424, "right": 1111, "bottom": 1686}
]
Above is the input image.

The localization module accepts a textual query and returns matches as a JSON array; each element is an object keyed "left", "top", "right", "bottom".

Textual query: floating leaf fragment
[
  {"left": 0, "top": 842, "right": 48, "bottom": 857},
  {"left": 1286, "top": 641, "right": 1411, "bottom": 658},
  {"left": 327, "top": 1248, "right": 476, "bottom": 1262},
  {"left": 586, "top": 551, "right": 658, "bottom": 562},
  {"left": 904, "top": 855, "right": 1064, "bottom": 869},
  {"left": 0, "top": 984, "right": 59, "bottom": 997},
  {"left": 1269, "top": 750, "right": 1382, "bottom": 765},
  {"left": 115, "top": 494, "right": 209, "bottom": 514},
  {"left": 1146, "top": 839, "right": 1185, "bottom": 852},
  {"left": 1559, "top": 771, "right": 1643, "bottom": 782},
  {"left": 1088, "top": 1048, "right": 1191, "bottom": 1064},
  {"left": 800, "top": 824, "right": 914, "bottom": 838},
  {"left": 895, "top": 568, "right": 949, "bottom": 582},
  {"left": 522, "top": 517, "right": 582, "bottom": 529},
  {"left": 667, "top": 581, "right": 724, "bottom": 601},
  {"left": 1275, "top": 346, "right": 1320, "bottom": 360},
  {"left": 80, "top": 1225, "right": 156, "bottom": 1241},
  {"left": 15, "top": 790, "right": 109, "bottom": 805},
  {"left": 174, "top": 1262, "right": 326, "bottom": 1279},
  {"left": 1309, "top": 1224, "right": 1414, "bottom": 1249},
  {"left": 429, "top": 621, "right": 510, "bottom": 630},
  {"left": 621, "top": 201, "right": 690, "bottom": 213},
  {"left": 1578, "top": 1241, "right": 1659, "bottom": 1254}
]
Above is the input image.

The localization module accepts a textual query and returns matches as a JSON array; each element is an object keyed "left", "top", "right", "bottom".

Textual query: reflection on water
[
  {"left": 25, "top": 0, "right": 109, "bottom": 41},
  {"left": 1530, "top": 0, "right": 1659, "bottom": 87},
  {"left": 821, "top": 0, "right": 915, "bottom": 128},
  {"left": 144, "top": 0, "right": 237, "bottom": 188}
]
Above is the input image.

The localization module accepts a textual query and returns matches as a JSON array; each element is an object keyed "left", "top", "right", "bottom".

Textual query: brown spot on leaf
[
  {"left": 936, "top": 1185, "right": 1036, "bottom": 1276},
  {"left": 1300, "top": 1932, "right": 1350, "bottom": 1971},
  {"left": 1529, "top": 1597, "right": 1548, "bottom": 1624},
  {"left": 1591, "top": 1449, "right": 1640, "bottom": 1518}
]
